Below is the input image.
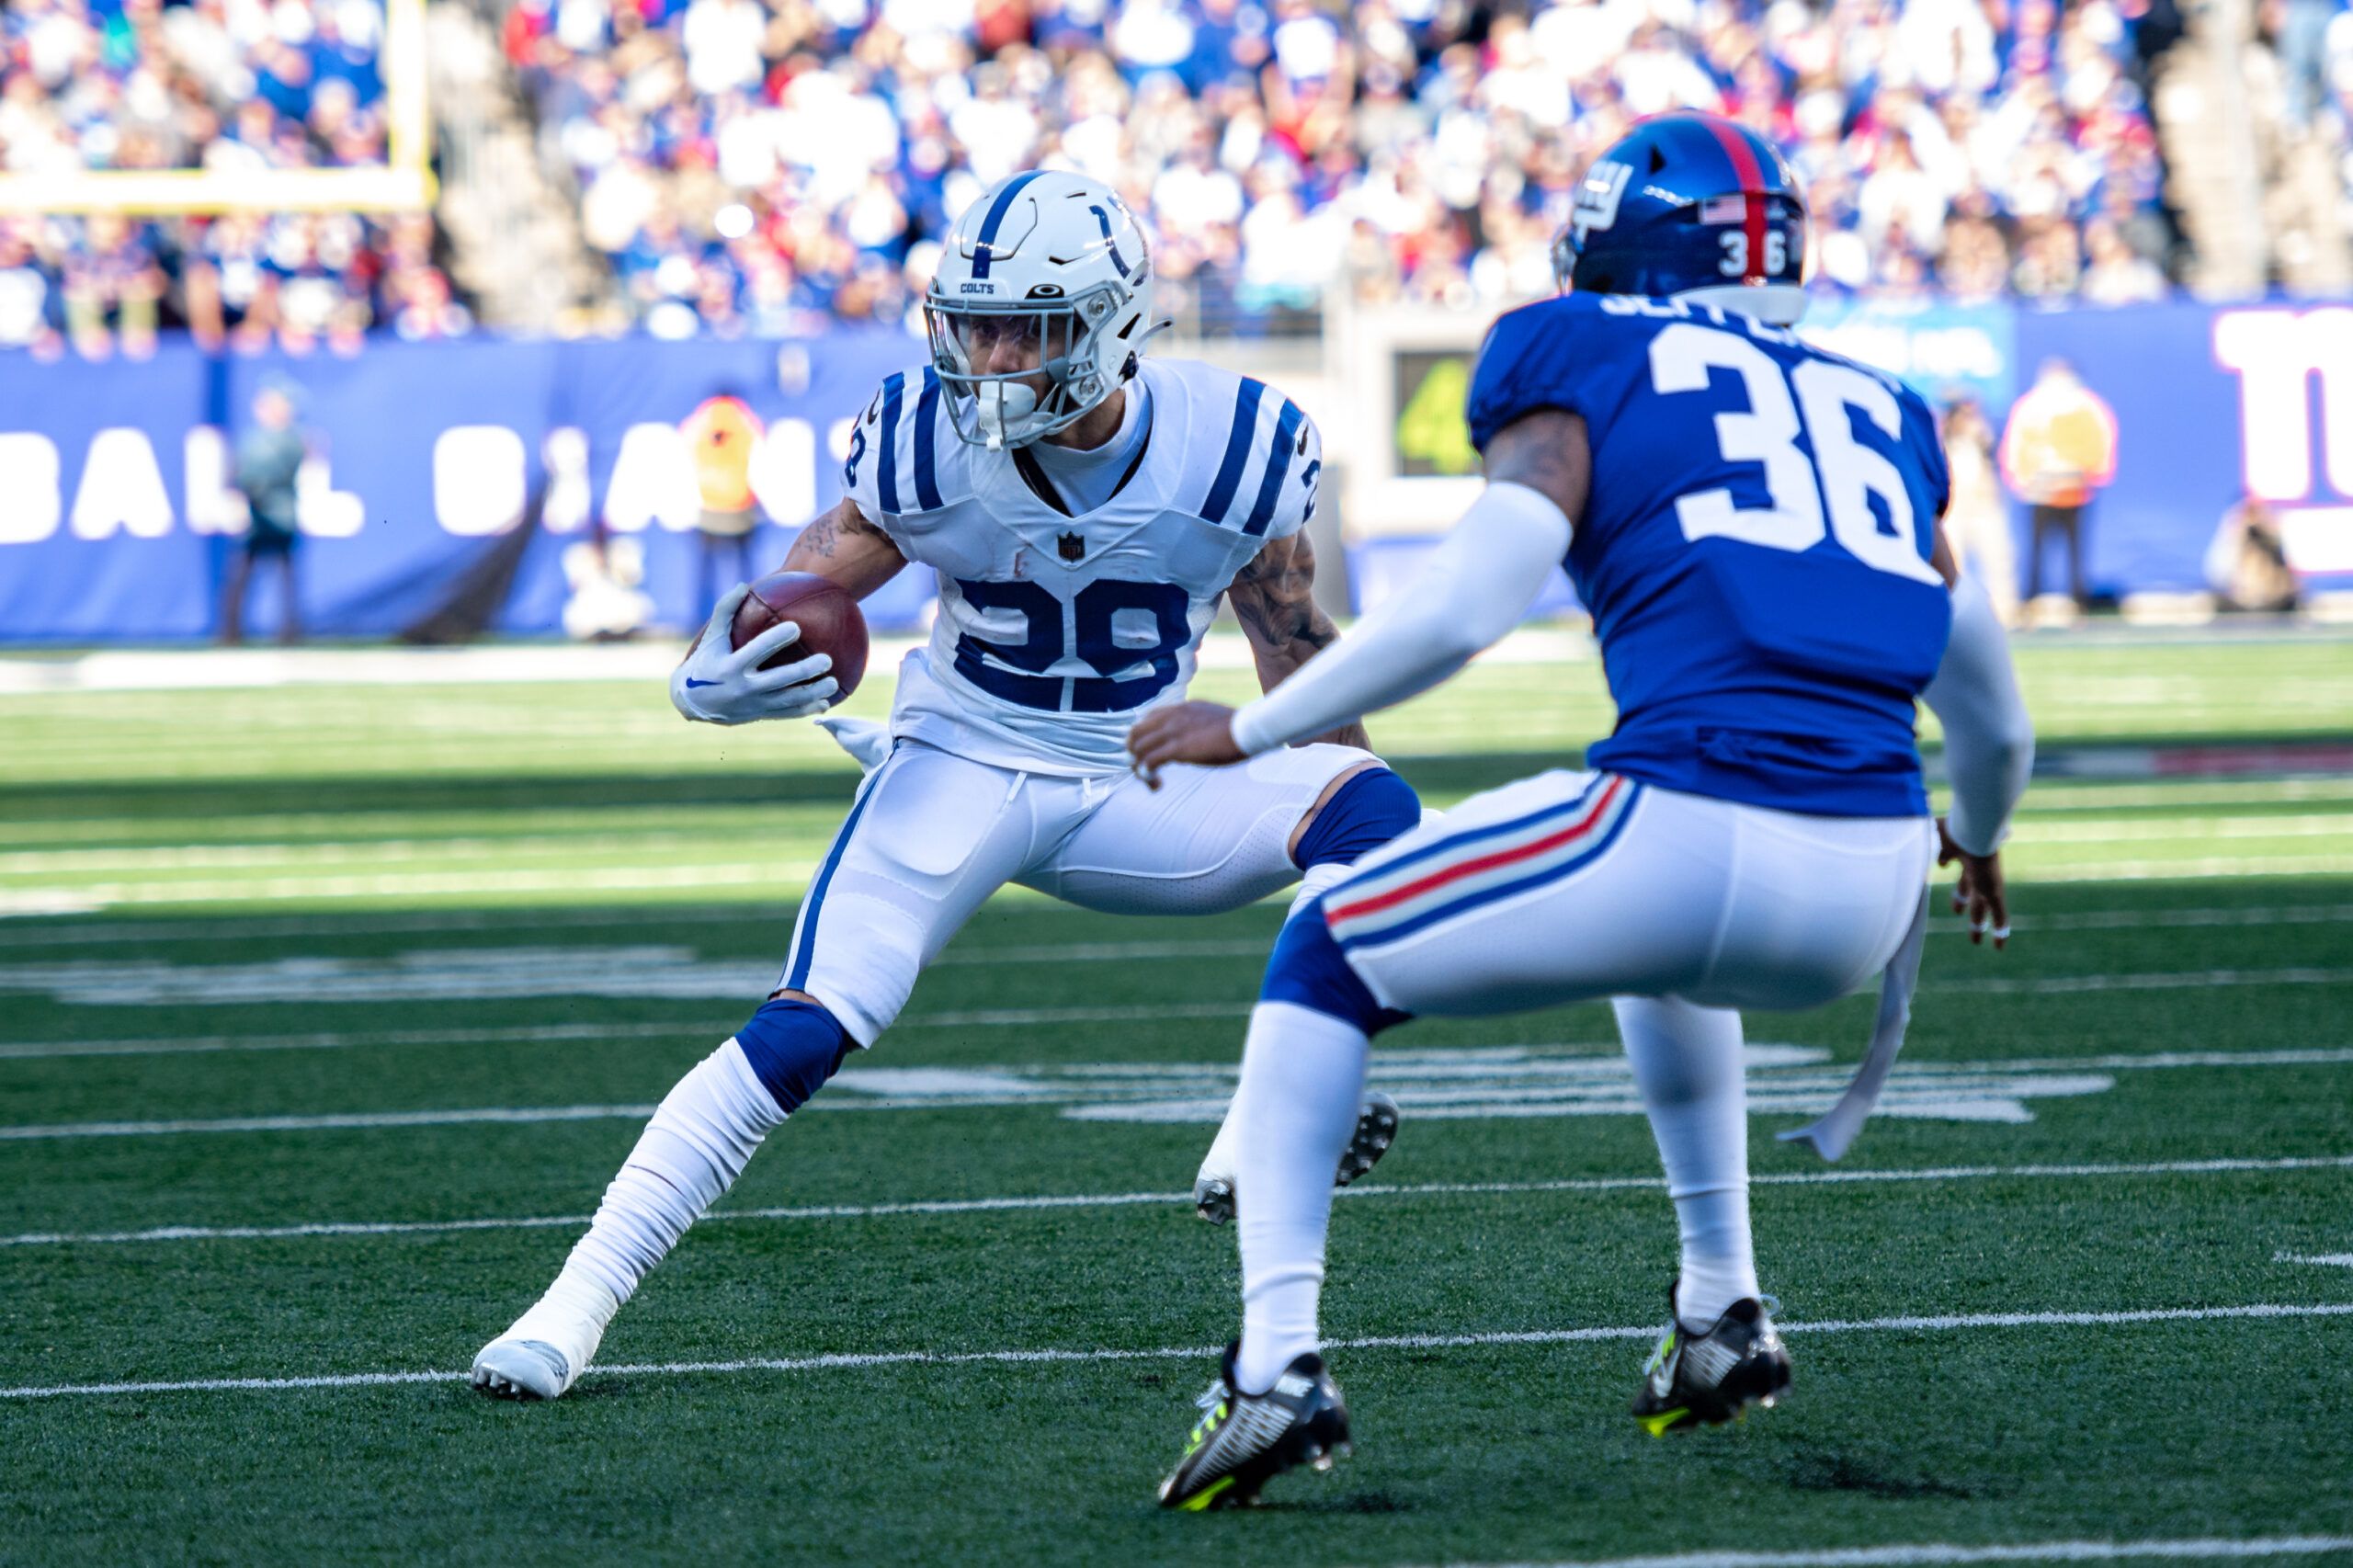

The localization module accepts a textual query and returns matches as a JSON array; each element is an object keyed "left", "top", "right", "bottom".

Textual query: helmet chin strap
[{"left": 976, "top": 381, "right": 1041, "bottom": 450}]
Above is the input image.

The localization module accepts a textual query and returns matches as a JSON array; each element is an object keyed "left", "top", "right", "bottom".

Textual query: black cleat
[
  {"left": 1157, "top": 1344, "right": 1352, "bottom": 1510},
  {"left": 1194, "top": 1091, "right": 1402, "bottom": 1224},
  {"left": 1631, "top": 1287, "right": 1791, "bottom": 1437}
]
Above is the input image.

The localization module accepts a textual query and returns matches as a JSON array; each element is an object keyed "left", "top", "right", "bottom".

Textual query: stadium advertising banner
[
  {"left": 0, "top": 331, "right": 930, "bottom": 641},
  {"left": 2, "top": 301, "right": 2348, "bottom": 642},
  {"left": 2013, "top": 300, "right": 2353, "bottom": 589}
]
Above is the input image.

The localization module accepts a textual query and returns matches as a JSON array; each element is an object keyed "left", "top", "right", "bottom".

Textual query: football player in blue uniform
[
  {"left": 469, "top": 170, "right": 1419, "bottom": 1401},
  {"left": 1131, "top": 112, "right": 2036, "bottom": 1507}
]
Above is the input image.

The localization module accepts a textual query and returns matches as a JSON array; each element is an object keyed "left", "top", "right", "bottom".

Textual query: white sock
[
  {"left": 1613, "top": 996, "right": 1757, "bottom": 1327},
  {"left": 1233, "top": 1001, "right": 1370, "bottom": 1393},
  {"left": 517, "top": 1039, "right": 787, "bottom": 1358},
  {"left": 1199, "top": 879, "right": 1355, "bottom": 1190}
]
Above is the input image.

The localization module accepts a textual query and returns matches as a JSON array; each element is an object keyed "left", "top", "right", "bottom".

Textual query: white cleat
[
  {"left": 470, "top": 1337, "right": 578, "bottom": 1401},
  {"left": 1194, "top": 1091, "right": 1402, "bottom": 1224},
  {"left": 468, "top": 1275, "right": 616, "bottom": 1403}
]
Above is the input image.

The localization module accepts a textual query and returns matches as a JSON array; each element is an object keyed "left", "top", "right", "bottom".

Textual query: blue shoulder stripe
[
  {"left": 970, "top": 172, "right": 1045, "bottom": 280},
  {"left": 1241, "top": 398, "right": 1306, "bottom": 536},
  {"left": 912, "top": 369, "right": 943, "bottom": 511},
  {"left": 1199, "top": 378, "right": 1267, "bottom": 526},
  {"left": 877, "top": 372, "right": 904, "bottom": 514}
]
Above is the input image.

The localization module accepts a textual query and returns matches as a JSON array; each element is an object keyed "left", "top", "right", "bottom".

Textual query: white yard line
[
  {"left": 8, "top": 855, "right": 2353, "bottom": 914},
  {"left": 1458, "top": 1535, "right": 2353, "bottom": 1568},
  {"left": 5, "top": 1153, "right": 2347, "bottom": 1249},
  {"left": 7, "top": 814, "right": 2341, "bottom": 878},
  {"left": 1949, "top": 968, "right": 2353, "bottom": 994},
  {"left": 0, "top": 902, "right": 2345, "bottom": 951},
  {"left": 2, "top": 1301, "right": 2347, "bottom": 1402}
]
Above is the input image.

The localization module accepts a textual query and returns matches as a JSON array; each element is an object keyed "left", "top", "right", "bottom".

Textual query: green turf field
[{"left": 2, "top": 630, "right": 2350, "bottom": 1567}]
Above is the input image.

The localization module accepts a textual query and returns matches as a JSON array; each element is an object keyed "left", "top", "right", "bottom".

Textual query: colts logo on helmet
[{"left": 1573, "top": 161, "right": 1633, "bottom": 247}]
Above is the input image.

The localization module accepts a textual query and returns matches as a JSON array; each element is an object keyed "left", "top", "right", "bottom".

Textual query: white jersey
[{"left": 842, "top": 356, "right": 1324, "bottom": 776}]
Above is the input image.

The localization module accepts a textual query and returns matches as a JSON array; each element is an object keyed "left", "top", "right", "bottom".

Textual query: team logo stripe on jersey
[
  {"left": 969, "top": 171, "right": 1045, "bottom": 280},
  {"left": 877, "top": 371, "right": 906, "bottom": 514},
  {"left": 1199, "top": 378, "right": 1268, "bottom": 526},
  {"left": 1324, "top": 776, "right": 1638, "bottom": 951},
  {"left": 783, "top": 754, "right": 894, "bottom": 992},
  {"left": 1241, "top": 399, "right": 1306, "bottom": 536},
  {"left": 912, "top": 369, "right": 944, "bottom": 511}
]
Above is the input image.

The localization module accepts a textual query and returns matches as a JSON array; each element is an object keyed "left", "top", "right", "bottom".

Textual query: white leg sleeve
[
  {"left": 557, "top": 1038, "right": 788, "bottom": 1308},
  {"left": 1233, "top": 1002, "right": 1371, "bottom": 1393},
  {"left": 1614, "top": 996, "right": 1757, "bottom": 1326}
]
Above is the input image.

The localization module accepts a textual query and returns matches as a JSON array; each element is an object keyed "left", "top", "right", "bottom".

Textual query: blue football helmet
[{"left": 1552, "top": 112, "right": 1809, "bottom": 324}]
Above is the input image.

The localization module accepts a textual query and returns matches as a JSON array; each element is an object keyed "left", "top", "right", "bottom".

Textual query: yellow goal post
[{"left": 0, "top": 0, "right": 432, "bottom": 216}]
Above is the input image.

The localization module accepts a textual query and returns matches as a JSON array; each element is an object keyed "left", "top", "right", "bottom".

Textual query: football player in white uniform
[{"left": 470, "top": 170, "right": 1424, "bottom": 1400}]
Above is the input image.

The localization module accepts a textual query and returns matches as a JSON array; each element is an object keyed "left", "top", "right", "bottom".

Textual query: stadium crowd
[
  {"left": 505, "top": 0, "right": 2202, "bottom": 336},
  {"left": 0, "top": 0, "right": 469, "bottom": 354},
  {"left": 8, "top": 0, "right": 2353, "bottom": 347}
]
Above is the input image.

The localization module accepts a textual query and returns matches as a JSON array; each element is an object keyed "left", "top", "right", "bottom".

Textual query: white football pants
[
  {"left": 1326, "top": 770, "right": 1933, "bottom": 1018},
  {"left": 780, "top": 739, "right": 1383, "bottom": 1044}
]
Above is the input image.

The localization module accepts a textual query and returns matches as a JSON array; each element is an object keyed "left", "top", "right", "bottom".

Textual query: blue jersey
[{"left": 1467, "top": 291, "right": 1954, "bottom": 818}]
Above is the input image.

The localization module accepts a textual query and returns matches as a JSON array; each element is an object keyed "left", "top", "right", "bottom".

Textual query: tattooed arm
[
  {"left": 779, "top": 497, "right": 909, "bottom": 599},
  {"left": 1130, "top": 413, "right": 1581, "bottom": 774},
  {"left": 1226, "top": 531, "right": 1370, "bottom": 751}
]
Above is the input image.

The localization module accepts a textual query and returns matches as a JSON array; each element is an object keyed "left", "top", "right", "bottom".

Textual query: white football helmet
[{"left": 924, "top": 169, "right": 1159, "bottom": 449}]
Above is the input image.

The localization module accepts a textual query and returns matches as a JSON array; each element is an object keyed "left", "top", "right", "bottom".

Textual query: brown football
[{"left": 729, "top": 571, "right": 869, "bottom": 699}]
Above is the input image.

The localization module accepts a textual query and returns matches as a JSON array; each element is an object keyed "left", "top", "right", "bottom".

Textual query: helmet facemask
[{"left": 924, "top": 282, "right": 1129, "bottom": 450}]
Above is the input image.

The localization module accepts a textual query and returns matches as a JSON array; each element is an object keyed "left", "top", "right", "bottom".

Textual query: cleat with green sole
[
  {"left": 1631, "top": 1285, "right": 1790, "bottom": 1436},
  {"left": 1158, "top": 1343, "right": 1351, "bottom": 1510}
]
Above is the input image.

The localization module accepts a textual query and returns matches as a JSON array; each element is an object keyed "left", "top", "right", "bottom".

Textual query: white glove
[
  {"left": 815, "top": 715, "right": 892, "bottom": 775},
  {"left": 670, "top": 582, "right": 839, "bottom": 725}
]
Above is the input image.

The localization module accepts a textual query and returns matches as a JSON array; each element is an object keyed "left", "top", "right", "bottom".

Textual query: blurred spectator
[
  {"left": 501, "top": 0, "right": 2197, "bottom": 336},
  {"left": 682, "top": 387, "right": 764, "bottom": 616},
  {"left": 563, "top": 521, "right": 656, "bottom": 640},
  {"left": 221, "top": 376, "right": 309, "bottom": 645},
  {"left": 2276, "top": 0, "right": 2345, "bottom": 132},
  {"left": 2000, "top": 358, "right": 2120, "bottom": 608},
  {"left": 2204, "top": 494, "right": 2303, "bottom": 612},
  {"left": 1939, "top": 394, "right": 2020, "bottom": 624},
  {"left": 0, "top": 0, "right": 2234, "bottom": 342},
  {"left": 0, "top": 0, "right": 466, "bottom": 351}
]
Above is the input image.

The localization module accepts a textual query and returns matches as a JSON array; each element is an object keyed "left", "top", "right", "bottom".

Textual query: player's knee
[
  {"left": 1261, "top": 898, "right": 1411, "bottom": 1037},
  {"left": 732, "top": 997, "right": 855, "bottom": 1114},
  {"left": 1291, "top": 766, "right": 1421, "bottom": 870}
]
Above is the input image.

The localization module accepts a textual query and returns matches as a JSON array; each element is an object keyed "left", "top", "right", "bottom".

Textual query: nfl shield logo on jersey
[{"left": 1058, "top": 531, "right": 1086, "bottom": 562}]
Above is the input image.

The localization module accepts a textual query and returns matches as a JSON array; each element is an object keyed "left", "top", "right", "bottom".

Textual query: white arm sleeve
[
  {"left": 1228, "top": 482, "right": 1574, "bottom": 756},
  {"left": 1922, "top": 573, "right": 2034, "bottom": 856}
]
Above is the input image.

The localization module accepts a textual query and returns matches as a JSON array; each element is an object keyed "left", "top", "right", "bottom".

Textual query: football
[{"left": 729, "top": 571, "right": 869, "bottom": 700}]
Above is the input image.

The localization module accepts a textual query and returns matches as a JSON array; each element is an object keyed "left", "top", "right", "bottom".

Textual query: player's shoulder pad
[
  {"left": 1466, "top": 292, "right": 1631, "bottom": 452},
  {"left": 1165, "top": 357, "right": 1324, "bottom": 541},
  {"left": 842, "top": 366, "right": 967, "bottom": 522}
]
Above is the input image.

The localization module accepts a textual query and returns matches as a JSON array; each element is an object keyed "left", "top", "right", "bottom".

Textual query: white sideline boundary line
[
  {"left": 1464, "top": 1535, "right": 2353, "bottom": 1567},
  {"left": 5, "top": 1153, "right": 2348, "bottom": 1250},
  {"left": 0, "top": 903, "right": 2344, "bottom": 952},
  {"left": 3, "top": 1301, "right": 2347, "bottom": 1402}
]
